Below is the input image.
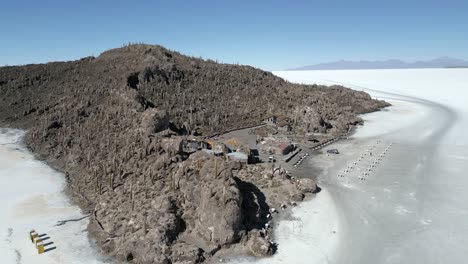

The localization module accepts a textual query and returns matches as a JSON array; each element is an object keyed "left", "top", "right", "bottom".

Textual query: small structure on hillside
[
  {"left": 279, "top": 142, "right": 295, "bottom": 155},
  {"left": 262, "top": 137, "right": 296, "bottom": 156},
  {"left": 264, "top": 115, "right": 278, "bottom": 125},
  {"left": 264, "top": 114, "right": 292, "bottom": 132},
  {"left": 227, "top": 152, "right": 249, "bottom": 164},
  {"left": 182, "top": 139, "right": 210, "bottom": 154},
  {"left": 211, "top": 142, "right": 229, "bottom": 156},
  {"left": 276, "top": 115, "right": 290, "bottom": 124},
  {"left": 204, "top": 138, "right": 259, "bottom": 164},
  {"left": 249, "top": 148, "right": 260, "bottom": 163},
  {"left": 277, "top": 120, "right": 291, "bottom": 132}
]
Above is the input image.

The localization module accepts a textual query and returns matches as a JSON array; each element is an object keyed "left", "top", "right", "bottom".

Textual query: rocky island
[{"left": 0, "top": 44, "right": 388, "bottom": 263}]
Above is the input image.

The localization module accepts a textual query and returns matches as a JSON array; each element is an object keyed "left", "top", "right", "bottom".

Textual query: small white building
[{"left": 227, "top": 152, "right": 249, "bottom": 164}]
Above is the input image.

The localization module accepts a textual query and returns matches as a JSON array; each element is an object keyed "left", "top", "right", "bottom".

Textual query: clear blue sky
[{"left": 1, "top": 0, "right": 467, "bottom": 70}]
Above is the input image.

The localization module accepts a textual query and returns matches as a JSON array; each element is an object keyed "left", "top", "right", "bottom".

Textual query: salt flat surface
[
  {"left": 352, "top": 99, "right": 430, "bottom": 139},
  {"left": 269, "top": 68, "right": 468, "bottom": 264},
  {"left": 0, "top": 129, "right": 107, "bottom": 264}
]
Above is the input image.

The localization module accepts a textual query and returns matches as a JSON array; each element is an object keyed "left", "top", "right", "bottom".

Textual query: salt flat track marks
[{"left": 5, "top": 227, "right": 13, "bottom": 242}]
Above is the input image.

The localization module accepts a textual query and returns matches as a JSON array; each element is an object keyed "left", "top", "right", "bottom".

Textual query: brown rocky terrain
[{"left": 0, "top": 44, "right": 389, "bottom": 263}]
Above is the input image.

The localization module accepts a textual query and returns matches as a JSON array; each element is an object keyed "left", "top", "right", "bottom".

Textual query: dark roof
[
  {"left": 277, "top": 120, "right": 290, "bottom": 127},
  {"left": 250, "top": 149, "right": 260, "bottom": 156}
]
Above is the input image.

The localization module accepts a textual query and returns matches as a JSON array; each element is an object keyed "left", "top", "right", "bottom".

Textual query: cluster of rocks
[{"left": 0, "top": 44, "right": 387, "bottom": 263}]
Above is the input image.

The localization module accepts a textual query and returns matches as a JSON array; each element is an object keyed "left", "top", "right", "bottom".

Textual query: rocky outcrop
[
  {"left": 0, "top": 44, "right": 388, "bottom": 263},
  {"left": 171, "top": 242, "right": 205, "bottom": 264},
  {"left": 140, "top": 108, "right": 170, "bottom": 133},
  {"left": 196, "top": 167, "right": 243, "bottom": 246},
  {"left": 297, "top": 178, "right": 317, "bottom": 193},
  {"left": 245, "top": 230, "right": 275, "bottom": 257}
]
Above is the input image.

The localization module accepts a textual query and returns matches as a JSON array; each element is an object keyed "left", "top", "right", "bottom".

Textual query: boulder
[
  {"left": 140, "top": 108, "right": 170, "bottom": 133},
  {"left": 195, "top": 160, "right": 243, "bottom": 246},
  {"left": 245, "top": 231, "right": 275, "bottom": 257},
  {"left": 171, "top": 242, "right": 205, "bottom": 264},
  {"left": 297, "top": 178, "right": 317, "bottom": 193}
]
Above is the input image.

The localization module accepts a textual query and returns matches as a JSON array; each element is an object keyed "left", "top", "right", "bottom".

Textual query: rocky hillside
[{"left": 0, "top": 44, "right": 388, "bottom": 263}]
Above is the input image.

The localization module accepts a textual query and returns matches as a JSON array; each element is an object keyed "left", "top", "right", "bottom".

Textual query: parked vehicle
[{"left": 327, "top": 149, "right": 340, "bottom": 154}]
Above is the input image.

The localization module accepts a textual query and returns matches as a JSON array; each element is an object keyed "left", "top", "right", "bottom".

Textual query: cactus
[
  {"left": 130, "top": 183, "right": 135, "bottom": 211},
  {"left": 145, "top": 183, "right": 149, "bottom": 199},
  {"left": 109, "top": 173, "right": 114, "bottom": 192},
  {"left": 170, "top": 175, "right": 175, "bottom": 192},
  {"left": 143, "top": 214, "right": 147, "bottom": 234}
]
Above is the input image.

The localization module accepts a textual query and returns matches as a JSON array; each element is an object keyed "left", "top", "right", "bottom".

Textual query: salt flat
[
  {"left": 0, "top": 129, "right": 107, "bottom": 264},
  {"left": 268, "top": 68, "right": 468, "bottom": 264}
]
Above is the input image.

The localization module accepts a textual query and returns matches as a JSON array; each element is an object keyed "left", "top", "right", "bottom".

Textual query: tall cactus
[
  {"left": 130, "top": 183, "right": 135, "bottom": 211},
  {"left": 145, "top": 183, "right": 149, "bottom": 199},
  {"left": 95, "top": 176, "right": 99, "bottom": 194},
  {"left": 143, "top": 214, "right": 147, "bottom": 235},
  {"left": 109, "top": 173, "right": 114, "bottom": 192}
]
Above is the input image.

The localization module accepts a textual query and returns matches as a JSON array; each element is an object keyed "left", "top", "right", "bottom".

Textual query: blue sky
[{"left": 1, "top": 0, "right": 467, "bottom": 70}]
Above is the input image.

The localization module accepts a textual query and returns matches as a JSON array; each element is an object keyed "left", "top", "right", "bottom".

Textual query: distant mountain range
[{"left": 287, "top": 57, "right": 468, "bottom": 71}]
